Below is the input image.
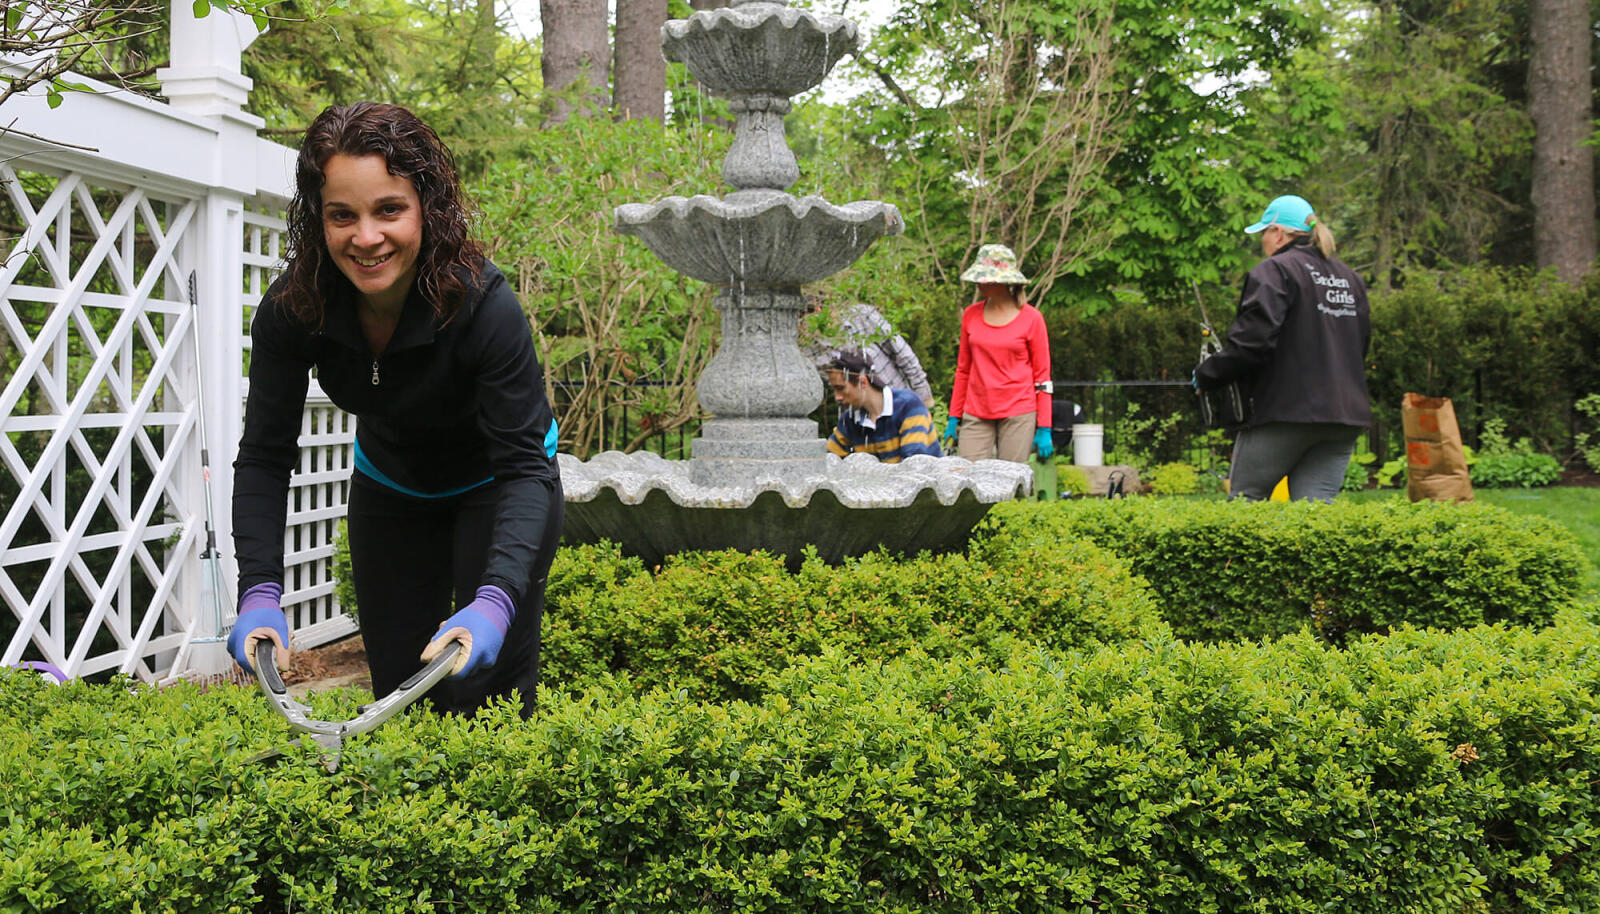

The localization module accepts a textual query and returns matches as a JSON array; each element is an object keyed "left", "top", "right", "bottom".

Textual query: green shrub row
[
  {"left": 541, "top": 534, "right": 1167, "bottom": 701},
  {"left": 990, "top": 498, "right": 1584, "bottom": 643},
  {"left": 3, "top": 621, "right": 1599, "bottom": 912}
]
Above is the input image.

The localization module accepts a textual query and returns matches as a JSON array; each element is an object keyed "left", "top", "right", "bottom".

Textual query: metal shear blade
[{"left": 250, "top": 640, "right": 461, "bottom": 772}]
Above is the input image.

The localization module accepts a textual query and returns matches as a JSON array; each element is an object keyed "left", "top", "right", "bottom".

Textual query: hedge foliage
[
  {"left": 541, "top": 532, "right": 1167, "bottom": 702},
  {"left": 990, "top": 498, "right": 1585, "bottom": 643},
  {"left": 3, "top": 620, "right": 1599, "bottom": 913},
  {"left": 1365, "top": 267, "right": 1600, "bottom": 458}
]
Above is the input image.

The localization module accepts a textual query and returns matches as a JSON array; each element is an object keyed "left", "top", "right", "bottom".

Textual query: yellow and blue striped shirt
[{"left": 827, "top": 387, "right": 943, "bottom": 462}]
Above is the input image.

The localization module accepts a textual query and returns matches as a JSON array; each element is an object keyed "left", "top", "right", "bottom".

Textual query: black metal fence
[{"left": 548, "top": 374, "right": 1399, "bottom": 472}]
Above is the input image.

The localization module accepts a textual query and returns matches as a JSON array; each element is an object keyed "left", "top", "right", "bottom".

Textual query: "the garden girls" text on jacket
[{"left": 1195, "top": 239, "right": 1372, "bottom": 428}]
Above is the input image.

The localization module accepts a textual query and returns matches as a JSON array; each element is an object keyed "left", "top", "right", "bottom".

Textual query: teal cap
[{"left": 1245, "top": 195, "right": 1316, "bottom": 234}]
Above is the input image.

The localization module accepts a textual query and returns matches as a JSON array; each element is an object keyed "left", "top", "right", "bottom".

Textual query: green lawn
[{"left": 1341, "top": 486, "right": 1600, "bottom": 597}]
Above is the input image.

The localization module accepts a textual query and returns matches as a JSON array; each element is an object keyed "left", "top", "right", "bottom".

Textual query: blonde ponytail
[{"left": 1310, "top": 221, "right": 1336, "bottom": 258}]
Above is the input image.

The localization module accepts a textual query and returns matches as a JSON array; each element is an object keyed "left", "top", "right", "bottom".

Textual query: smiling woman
[
  {"left": 319, "top": 154, "right": 423, "bottom": 322},
  {"left": 229, "top": 102, "right": 564, "bottom": 718}
]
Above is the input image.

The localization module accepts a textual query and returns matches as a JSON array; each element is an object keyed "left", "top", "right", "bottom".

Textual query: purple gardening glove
[
  {"left": 227, "top": 582, "right": 288, "bottom": 673},
  {"left": 421, "top": 585, "right": 514, "bottom": 678}
]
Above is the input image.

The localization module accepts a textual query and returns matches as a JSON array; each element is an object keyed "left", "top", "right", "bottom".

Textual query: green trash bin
[{"left": 1029, "top": 455, "right": 1057, "bottom": 501}]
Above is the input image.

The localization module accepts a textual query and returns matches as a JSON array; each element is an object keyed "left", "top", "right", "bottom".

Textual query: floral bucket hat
[{"left": 960, "top": 244, "right": 1029, "bottom": 284}]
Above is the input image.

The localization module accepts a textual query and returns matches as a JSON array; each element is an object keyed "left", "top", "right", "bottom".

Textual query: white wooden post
[{"left": 157, "top": 3, "right": 265, "bottom": 677}]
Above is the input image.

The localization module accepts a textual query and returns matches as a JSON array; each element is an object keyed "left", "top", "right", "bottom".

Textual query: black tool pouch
[{"left": 1198, "top": 382, "right": 1250, "bottom": 428}]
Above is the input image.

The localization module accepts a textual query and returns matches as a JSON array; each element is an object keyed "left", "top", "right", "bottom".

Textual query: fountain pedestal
[{"left": 690, "top": 285, "right": 825, "bottom": 486}]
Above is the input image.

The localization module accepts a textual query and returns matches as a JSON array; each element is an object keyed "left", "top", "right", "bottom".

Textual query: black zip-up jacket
[
  {"left": 233, "top": 260, "right": 560, "bottom": 603},
  {"left": 1196, "top": 239, "right": 1372, "bottom": 428}
]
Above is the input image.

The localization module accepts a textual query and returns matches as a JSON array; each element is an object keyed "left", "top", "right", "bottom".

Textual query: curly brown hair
[{"left": 280, "top": 102, "right": 483, "bottom": 326}]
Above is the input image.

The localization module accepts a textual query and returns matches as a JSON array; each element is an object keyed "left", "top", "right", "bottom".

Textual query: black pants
[{"left": 346, "top": 472, "right": 563, "bottom": 717}]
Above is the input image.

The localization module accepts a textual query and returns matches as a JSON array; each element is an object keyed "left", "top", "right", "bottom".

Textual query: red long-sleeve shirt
[{"left": 948, "top": 302, "right": 1052, "bottom": 425}]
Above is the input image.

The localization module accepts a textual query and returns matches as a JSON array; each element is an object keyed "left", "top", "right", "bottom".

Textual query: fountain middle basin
[
  {"left": 614, "top": 191, "right": 904, "bottom": 286},
  {"left": 560, "top": 451, "right": 1033, "bottom": 569}
]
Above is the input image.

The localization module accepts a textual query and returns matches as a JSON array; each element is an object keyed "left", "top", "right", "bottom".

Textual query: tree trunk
[
  {"left": 540, "top": 0, "right": 611, "bottom": 124},
  {"left": 613, "top": 0, "right": 667, "bottom": 120},
  {"left": 1528, "top": 0, "right": 1596, "bottom": 283},
  {"left": 472, "top": 0, "right": 498, "bottom": 78}
]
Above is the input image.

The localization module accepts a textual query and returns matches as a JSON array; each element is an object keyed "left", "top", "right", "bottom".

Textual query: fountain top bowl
[{"left": 662, "top": 3, "right": 857, "bottom": 97}]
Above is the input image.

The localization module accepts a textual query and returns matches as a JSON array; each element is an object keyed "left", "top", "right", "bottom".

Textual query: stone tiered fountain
[{"left": 557, "top": 0, "right": 1031, "bottom": 568}]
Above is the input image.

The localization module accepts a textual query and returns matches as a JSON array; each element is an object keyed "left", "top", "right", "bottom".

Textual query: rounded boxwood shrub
[
  {"left": 989, "top": 498, "right": 1584, "bottom": 643},
  {"left": 542, "top": 534, "right": 1167, "bottom": 701}
]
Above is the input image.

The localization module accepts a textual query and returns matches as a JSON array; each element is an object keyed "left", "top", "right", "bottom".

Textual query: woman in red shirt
[{"left": 944, "top": 244, "right": 1054, "bottom": 464}]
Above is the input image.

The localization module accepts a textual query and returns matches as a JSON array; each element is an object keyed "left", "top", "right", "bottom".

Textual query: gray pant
[{"left": 1228, "top": 422, "right": 1361, "bottom": 503}]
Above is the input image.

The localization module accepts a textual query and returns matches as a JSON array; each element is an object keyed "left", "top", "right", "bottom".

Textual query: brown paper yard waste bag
[{"left": 1401, "top": 392, "right": 1474, "bottom": 502}]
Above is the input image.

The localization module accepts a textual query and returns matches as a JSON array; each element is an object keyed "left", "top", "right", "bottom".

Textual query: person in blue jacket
[{"left": 227, "top": 102, "right": 562, "bottom": 716}]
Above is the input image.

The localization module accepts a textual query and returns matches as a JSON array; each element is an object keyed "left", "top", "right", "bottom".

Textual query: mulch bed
[
  {"left": 283, "top": 635, "right": 370, "bottom": 687},
  {"left": 1560, "top": 465, "right": 1600, "bottom": 487}
]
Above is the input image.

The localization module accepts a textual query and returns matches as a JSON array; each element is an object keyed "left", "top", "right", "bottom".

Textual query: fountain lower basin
[{"left": 559, "top": 451, "right": 1033, "bottom": 569}]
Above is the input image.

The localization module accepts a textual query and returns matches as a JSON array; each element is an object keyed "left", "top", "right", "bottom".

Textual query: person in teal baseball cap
[
  {"left": 1245, "top": 194, "right": 1316, "bottom": 233},
  {"left": 1244, "top": 194, "right": 1334, "bottom": 259},
  {"left": 1192, "top": 194, "right": 1372, "bottom": 502}
]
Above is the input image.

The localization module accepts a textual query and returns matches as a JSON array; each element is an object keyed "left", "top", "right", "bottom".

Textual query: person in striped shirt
[{"left": 824, "top": 350, "right": 944, "bottom": 462}]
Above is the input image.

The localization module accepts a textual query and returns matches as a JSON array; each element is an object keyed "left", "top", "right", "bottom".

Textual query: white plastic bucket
[{"left": 1071, "top": 423, "right": 1104, "bottom": 466}]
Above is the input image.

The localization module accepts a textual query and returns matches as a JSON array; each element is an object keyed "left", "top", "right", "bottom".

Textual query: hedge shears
[
  {"left": 1192, "top": 281, "right": 1250, "bottom": 428},
  {"left": 248, "top": 640, "right": 460, "bottom": 772}
]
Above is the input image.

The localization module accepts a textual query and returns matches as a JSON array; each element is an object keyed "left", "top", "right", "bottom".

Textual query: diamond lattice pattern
[{"left": 0, "top": 163, "right": 204, "bottom": 680}]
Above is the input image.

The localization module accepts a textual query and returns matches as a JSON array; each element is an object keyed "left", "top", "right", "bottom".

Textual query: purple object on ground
[{"left": 13, "top": 661, "right": 68, "bottom": 684}]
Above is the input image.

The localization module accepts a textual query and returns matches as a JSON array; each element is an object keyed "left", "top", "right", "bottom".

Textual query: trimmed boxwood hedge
[
  {"left": 541, "top": 533, "right": 1167, "bottom": 701},
  {"left": 989, "top": 498, "right": 1586, "bottom": 643},
  {"left": 3, "top": 621, "right": 1598, "bottom": 912}
]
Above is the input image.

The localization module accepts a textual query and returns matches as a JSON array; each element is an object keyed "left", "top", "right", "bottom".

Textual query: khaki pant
[{"left": 957, "top": 412, "right": 1036, "bottom": 464}]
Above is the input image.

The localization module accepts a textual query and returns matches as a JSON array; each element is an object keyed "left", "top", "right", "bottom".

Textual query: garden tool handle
[
  {"left": 251, "top": 639, "right": 462, "bottom": 739},
  {"left": 254, "top": 639, "right": 289, "bottom": 696},
  {"left": 340, "top": 642, "right": 461, "bottom": 737},
  {"left": 253, "top": 641, "right": 341, "bottom": 736}
]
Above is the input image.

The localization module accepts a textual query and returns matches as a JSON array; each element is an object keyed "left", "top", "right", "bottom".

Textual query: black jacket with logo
[
  {"left": 1195, "top": 239, "right": 1372, "bottom": 428},
  {"left": 233, "top": 260, "right": 560, "bottom": 603}
]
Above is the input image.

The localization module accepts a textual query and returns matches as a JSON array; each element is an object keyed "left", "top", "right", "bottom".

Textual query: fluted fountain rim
[
  {"left": 615, "top": 191, "right": 900, "bottom": 230},
  {"left": 612, "top": 192, "right": 904, "bottom": 286},
  {"left": 663, "top": 5, "right": 857, "bottom": 47},
  {"left": 559, "top": 451, "right": 1032, "bottom": 509}
]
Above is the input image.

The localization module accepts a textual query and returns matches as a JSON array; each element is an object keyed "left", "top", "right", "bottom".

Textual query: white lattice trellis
[
  {"left": 1, "top": 8, "right": 357, "bottom": 681},
  {"left": 0, "top": 164, "right": 204, "bottom": 679}
]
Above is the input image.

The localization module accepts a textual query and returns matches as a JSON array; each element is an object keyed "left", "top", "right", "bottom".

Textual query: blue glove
[
  {"left": 1034, "top": 427, "right": 1054, "bottom": 460},
  {"left": 945, "top": 416, "right": 960, "bottom": 441},
  {"left": 422, "top": 585, "right": 515, "bottom": 678},
  {"left": 228, "top": 582, "right": 288, "bottom": 673},
  {"left": 1191, "top": 370, "right": 1201, "bottom": 392}
]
